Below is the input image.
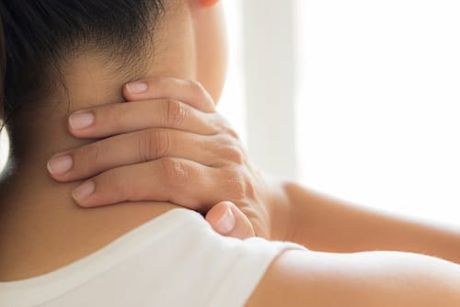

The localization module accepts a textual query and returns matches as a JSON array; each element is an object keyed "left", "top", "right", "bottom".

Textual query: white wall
[
  {"left": 296, "top": 0, "right": 460, "bottom": 227},
  {"left": 240, "top": 0, "right": 298, "bottom": 180},
  {"left": 218, "top": 0, "right": 247, "bottom": 143},
  {"left": 223, "top": 0, "right": 460, "bottom": 227}
]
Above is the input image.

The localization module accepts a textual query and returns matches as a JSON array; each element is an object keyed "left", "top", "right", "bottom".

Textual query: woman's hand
[{"left": 47, "top": 77, "right": 290, "bottom": 240}]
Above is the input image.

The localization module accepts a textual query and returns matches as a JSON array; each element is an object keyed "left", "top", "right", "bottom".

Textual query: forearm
[{"left": 281, "top": 182, "right": 460, "bottom": 264}]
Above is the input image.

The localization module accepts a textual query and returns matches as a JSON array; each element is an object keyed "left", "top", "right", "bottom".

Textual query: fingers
[
  {"left": 48, "top": 129, "right": 242, "bottom": 181},
  {"left": 205, "top": 201, "right": 255, "bottom": 239},
  {"left": 68, "top": 99, "right": 218, "bottom": 139},
  {"left": 123, "top": 77, "right": 216, "bottom": 113},
  {"left": 71, "top": 158, "right": 245, "bottom": 209}
]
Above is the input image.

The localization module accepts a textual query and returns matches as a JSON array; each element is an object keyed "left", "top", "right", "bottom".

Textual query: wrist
[{"left": 263, "top": 175, "right": 295, "bottom": 242}]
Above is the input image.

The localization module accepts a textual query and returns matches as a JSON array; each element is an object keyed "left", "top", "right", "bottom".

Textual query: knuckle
[
  {"left": 221, "top": 145, "right": 245, "bottom": 165},
  {"left": 165, "top": 99, "right": 188, "bottom": 127},
  {"left": 217, "top": 133, "right": 235, "bottom": 146},
  {"left": 213, "top": 114, "right": 240, "bottom": 139},
  {"left": 223, "top": 127, "right": 239, "bottom": 139},
  {"left": 225, "top": 169, "right": 246, "bottom": 201},
  {"left": 185, "top": 79, "right": 215, "bottom": 112},
  {"left": 224, "top": 168, "right": 255, "bottom": 201},
  {"left": 187, "top": 80, "right": 207, "bottom": 98},
  {"left": 160, "top": 158, "right": 190, "bottom": 188},
  {"left": 243, "top": 171, "right": 256, "bottom": 200},
  {"left": 138, "top": 129, "right": 171, "bottom": 161},
  {"left": 96, "top": 169, "right": 127, "bottom": 201},
  {"left": 187, "top": 79, "right": 205, "bottom": 92}
]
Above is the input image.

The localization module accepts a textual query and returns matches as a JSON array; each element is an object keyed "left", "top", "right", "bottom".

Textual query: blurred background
[
  {"left": 2, "top": 0, "right": 459, "bottom": 227},
  {"left": 219, "top": 0, "right": 460, "bottom": 227}
]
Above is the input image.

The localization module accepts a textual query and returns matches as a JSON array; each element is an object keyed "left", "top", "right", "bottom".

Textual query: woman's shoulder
[
  {"left": 246, "top": 249, "right": 460, "bottom": 307},
  {"left": 0, "top": 200, "right": 180, "bottom": 281},
  {"left": 0, "top": 207, "right": 306, "bottom": 307}
]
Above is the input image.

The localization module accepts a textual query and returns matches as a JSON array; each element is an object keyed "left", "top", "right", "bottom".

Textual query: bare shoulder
[{"left": 246, "top": 249, "right": 460, "bottom": 307}]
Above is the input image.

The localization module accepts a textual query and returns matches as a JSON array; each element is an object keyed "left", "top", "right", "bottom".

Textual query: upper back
[{"left": 0, "top": 208, "right": 305, "bottom": 307}]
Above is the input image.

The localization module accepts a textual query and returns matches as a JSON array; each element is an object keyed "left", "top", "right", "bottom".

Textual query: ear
[{"left": 197, "top": 0, "right": 219, "bottom": 8}]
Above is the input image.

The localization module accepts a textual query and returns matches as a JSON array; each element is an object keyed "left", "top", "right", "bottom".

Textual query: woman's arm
[
  {"left": 282, "top": 182, "right": 460, "bottom": 264},
  {"left": 247, "top": 249, "right": 460, "bottom": 307},
  {"left": 49, "top": 76, "right": 460, "bottom": 262}
]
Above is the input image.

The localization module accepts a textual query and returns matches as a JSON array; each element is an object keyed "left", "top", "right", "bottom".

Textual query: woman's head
[{"left": 0, "top": 0, "right": 227, "bottom": 137}]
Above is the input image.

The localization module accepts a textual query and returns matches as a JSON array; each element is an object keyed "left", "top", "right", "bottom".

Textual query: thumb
[{"left": 205, "top": 201, "right": 255, "bottom": 239}]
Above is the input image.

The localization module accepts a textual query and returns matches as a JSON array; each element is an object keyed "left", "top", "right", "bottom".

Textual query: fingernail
[
  {"left": 216, "top": 207, "right": 235, "bottom": 234},
  {"left": 126, "top": 81, "right": 148, "bottom": 94},
  {"left": 72, "top": 181, "right": 95, "bottom": 204},
  {"left": 69, "top": 112, "right": 94, "bottom": 130},
  {"left": 47, "top": 155, "right": 73, "bottom": 175}
]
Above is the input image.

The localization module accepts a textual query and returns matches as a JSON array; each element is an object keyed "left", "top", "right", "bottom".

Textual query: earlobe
[{"left": 198, "top": 0, "right": 219, "bottom": 8}]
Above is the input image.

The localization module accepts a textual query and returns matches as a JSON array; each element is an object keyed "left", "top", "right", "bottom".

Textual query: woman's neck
[
  {"left": 0, "top": 4, "right": 202, "bottom": 280},
  {"left": 0, "top": 121, "right": 182, "bottom": 280},
  {"left": 0, "top": 168, "right": 179, "bottom": 282},
  {"left": 0, "top": 54, "right": 190, "bottom": 281}
]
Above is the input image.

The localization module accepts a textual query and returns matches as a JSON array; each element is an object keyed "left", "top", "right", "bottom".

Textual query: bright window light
[{"left": 296, "top": 0, "right": 460, "bottom": 227}]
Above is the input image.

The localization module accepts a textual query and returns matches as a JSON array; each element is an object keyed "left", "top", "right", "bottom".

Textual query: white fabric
[{"left": 0, "top": 208, "right": 307, "bottom": 307}]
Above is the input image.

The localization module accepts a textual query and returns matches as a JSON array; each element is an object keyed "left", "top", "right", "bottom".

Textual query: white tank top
[{"left": 0, "top": 208, "right": 307, "bottom": 307}]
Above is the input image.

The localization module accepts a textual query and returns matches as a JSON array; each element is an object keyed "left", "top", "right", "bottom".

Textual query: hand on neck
[{"left": 0, "top": 48, "right": 194, "bottom": 280}]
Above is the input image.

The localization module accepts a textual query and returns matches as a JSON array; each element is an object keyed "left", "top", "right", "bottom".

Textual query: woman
[{"left": 1, "top": 1, "right": 460, "bottom": 306}]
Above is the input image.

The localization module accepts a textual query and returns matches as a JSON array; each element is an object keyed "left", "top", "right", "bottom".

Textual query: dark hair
[{"left": 0, "top": 0, "right": 164, "bottom": 122}]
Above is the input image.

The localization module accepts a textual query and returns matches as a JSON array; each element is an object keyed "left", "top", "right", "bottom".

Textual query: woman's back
[{"left": 0, "top": 208, "right": 304, "bottom": 307}]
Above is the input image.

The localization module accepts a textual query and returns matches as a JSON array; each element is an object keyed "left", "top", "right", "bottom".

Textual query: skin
[
  {"left": 1, "top": 0, "right": 460, "bottom": 306},
  {"left": 0, "top": 0, "right": 236, "bottom": 280}
]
